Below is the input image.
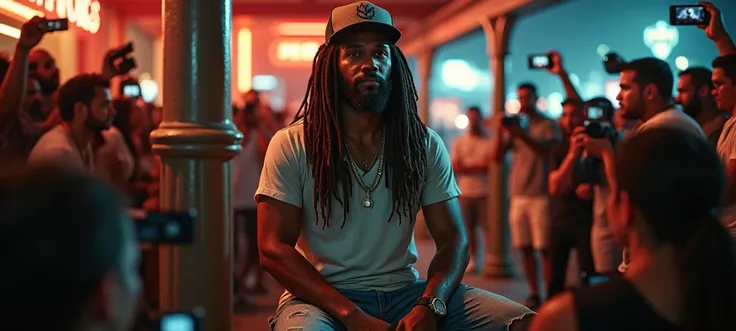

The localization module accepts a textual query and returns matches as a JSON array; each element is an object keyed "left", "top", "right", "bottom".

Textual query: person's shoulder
[
  {"left": 267, "top": 119, "right": 306, "bottom": 159},
  {"left": 529, "top": 291, "right": 577, "bottom": 331},
  {"left": 425, "top": 126, "right": 445, "bottom": 148}
]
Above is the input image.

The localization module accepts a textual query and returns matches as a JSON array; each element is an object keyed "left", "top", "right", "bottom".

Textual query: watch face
[{"left": 431, "top": 298, "right": 448, "bottom": 316}]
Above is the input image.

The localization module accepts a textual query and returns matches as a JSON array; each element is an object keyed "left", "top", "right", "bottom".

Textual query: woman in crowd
[{"left": 531, "top": 128, "right": 736, "bottom": 331}]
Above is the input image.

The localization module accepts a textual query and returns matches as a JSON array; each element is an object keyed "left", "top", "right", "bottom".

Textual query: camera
[
  {"left": 133, "top": 210, "right": 197, "bottom": 245},
  {"left": 501, "top": 115, "right": 521, "bottom": 127},
  {"left": 603, "top": 52, "right": 626, "bottom": 74},
  {"left": 528, "top": 54, "right": 552, "bottom": 69},
  {"left": 109, "top": 42, "right": 137, "bottom": 75},
  {"left": 670, "top": 5, "right": 710, "bottom": 26},
  {"left": 577, "top": 120, "right": 615, "bottom": 184}
]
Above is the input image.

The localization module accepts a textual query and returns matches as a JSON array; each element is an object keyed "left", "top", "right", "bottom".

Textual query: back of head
[
  {"left": 58, "top": 73, "right": 110, "bottom": 122},
  {"left": 622, "top": 57, "right": 674, "bottom": 100},
  {"left": 679, "top": 66, "right": 713, "bottom": 90},
  {"left": 0, "top": 165, "right": 130, "bottom": 331},
  {"left": 614, "top": 128, "right": 735, "bottom": 331},
  {"left": 712, "top": 54, "right": 736, "bottom": 82}
]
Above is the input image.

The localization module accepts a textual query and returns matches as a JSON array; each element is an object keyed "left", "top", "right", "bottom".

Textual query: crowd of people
[{"left": 2, "top": 0, "right": 736, "bottom": 331}]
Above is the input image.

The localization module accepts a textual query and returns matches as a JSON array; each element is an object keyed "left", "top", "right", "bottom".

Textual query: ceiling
[{"left": 105, "top": 0, "right": 452, "bottom": 37}]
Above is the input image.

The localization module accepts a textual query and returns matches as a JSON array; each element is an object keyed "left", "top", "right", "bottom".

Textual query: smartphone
[
  {"left": 160, "top": 310, "right": 204, "bottom": 331},
  {"left": 528, "top": 54, "right": 551, "bottom": 69},
  {"left": 670, "top": 5, "right": 710, "bottom": 26},
  {"left": 40, "top": 18, "right": 69, "bottom": 32},
  {"left": 587, "top": 106, "right": 604, "bottom": 120},
  {"left": 134, "top": 211, "right": 197, "bottom": 244},
  {"left": 122, "top": 84, "right": 140, "bottom": 98}
]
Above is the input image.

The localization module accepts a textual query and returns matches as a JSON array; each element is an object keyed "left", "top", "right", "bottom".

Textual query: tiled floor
[{"left": 233, "top": 237, "right": 534, "bottom": 331}]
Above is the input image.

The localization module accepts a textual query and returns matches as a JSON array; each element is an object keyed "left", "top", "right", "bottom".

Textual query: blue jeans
[{"left": 268, "top": 281, "right": 534, "bottom": 331}]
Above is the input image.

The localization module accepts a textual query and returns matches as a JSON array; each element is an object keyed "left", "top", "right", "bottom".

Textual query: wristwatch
[{"left": 415, "top": 296, "right": 448, "bottom": 318}]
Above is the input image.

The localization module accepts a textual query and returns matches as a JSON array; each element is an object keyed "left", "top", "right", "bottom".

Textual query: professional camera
[
  {"left": 108, "top": 42, "right": 138, "bottom": 75},
  {"left": 577, "top": 120, "right": 615, "bottom": 184},
  {"left": 501, "top": 115, "right": 520, "bottom": 127},
  {"left": 603, "top": 52, "right": 627, "bottom": 74}
]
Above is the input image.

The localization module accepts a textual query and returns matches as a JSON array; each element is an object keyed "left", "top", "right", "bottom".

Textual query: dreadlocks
[{"left": 292, "top": 43, "right": 428, "bottom": 229}]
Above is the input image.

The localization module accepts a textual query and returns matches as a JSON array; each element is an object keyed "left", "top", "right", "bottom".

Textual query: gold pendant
[{"left": 362, "top": 196, "right": 373, "bottom": 208}]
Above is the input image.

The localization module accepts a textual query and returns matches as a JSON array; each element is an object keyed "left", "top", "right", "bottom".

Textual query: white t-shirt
[
  {"left": 715, "top": 117, "right": 736, "bottom": 232},
  {"left": 232, "top": 130, "right": 264, "bottom": 209},
  {"left": 28, "top": 124, "right": 95, "bottom": 172},
  {"left": 451, "top": 132, "right": 492, "bottom": 198},
  {"left": 256, "top": 120, "right": 460, "bottom": 294}
]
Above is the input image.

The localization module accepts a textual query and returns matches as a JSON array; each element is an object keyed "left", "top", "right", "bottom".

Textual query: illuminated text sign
[
  {"left": 28, "top": 0, "right": 101, "bottom": 34},
  {"left": 269, "top": 39, "right": 320, "bottom": 66}
]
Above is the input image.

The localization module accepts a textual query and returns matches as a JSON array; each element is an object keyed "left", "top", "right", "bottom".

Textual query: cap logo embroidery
[{"left": 356, "top": 3, "right": 376, "bottom": 20}]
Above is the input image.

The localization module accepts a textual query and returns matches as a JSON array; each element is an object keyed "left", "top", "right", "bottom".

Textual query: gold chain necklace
[{"left": 345, "top": 132, "right": 385, "bottom": 208}]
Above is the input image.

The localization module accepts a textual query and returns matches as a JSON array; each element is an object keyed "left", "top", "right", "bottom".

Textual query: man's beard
[
  {"left": 38, "top": 72, "right": 60, "bottom": 96},
  {"left": 681, "top": 99, "right": 703, "bottom": 119},
  {"left": 341, "top": 76, "right": 392, "bottom": 114},
  {"left": 85, "top": 114, "right": 112, "bottom": 132}
]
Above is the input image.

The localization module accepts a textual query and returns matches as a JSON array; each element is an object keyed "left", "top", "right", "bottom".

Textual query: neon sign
[
  {"left": 269, "top": 39, "right": 320, "bottom": 66},
  {"left": 643, "top": 21, "right": 678, "bottom": 60},
  {"left": 27, "top": 0, "right": 101, "bottom": 34}
]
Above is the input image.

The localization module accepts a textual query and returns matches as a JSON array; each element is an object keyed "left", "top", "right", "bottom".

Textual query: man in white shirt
[
  {"left": 451, "top": 106, "right": 492, "bottom": 274},
  {"left": 712, "top": 54, "right": 736, "bottom": 236},
  {"left": 28, "top": 74, "right": 113, "bottom": 172}
]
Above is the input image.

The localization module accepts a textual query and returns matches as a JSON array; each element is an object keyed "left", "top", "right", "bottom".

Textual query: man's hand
[
  {"left": 17, "top": 16, "right": 46, "bottom": 51},
  {"left": 395, "top": 306, "right": 438, "bottom": 331},
  {"left": 569, "top": 127, "right": 587, "bottom": 157},
  {"left": 583, "top": 134, "right": 613, "bottom": 159},
  {"left": 342, "top": 310, "right": 394, "bottom": 331},
  {"left": 575, "top": 183, "right": 592, "bottom": 200},
  {"left": 698, "top": 2, "right": 728, "bottom": 41},
  {"left": 546, "top": 50, "right": 564, "bottom": 75}
]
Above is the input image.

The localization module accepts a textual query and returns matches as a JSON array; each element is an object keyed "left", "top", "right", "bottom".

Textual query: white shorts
[{"left": 509, "top": 196, "right": 550, "bottom": 249}]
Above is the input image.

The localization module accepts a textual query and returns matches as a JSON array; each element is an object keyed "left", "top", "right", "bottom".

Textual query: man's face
[
  {"left": 23, "top": 78, "right": 43, "bottom": 118},
  {"left": 712, "top": 68, "right": 736, "bottom": 112},
  {"left": 559, "top": 103, "right": 584, "bottom": 135},
  {"left": 517, "top": 87, "right": 537, "bottom": 114},
  {"left": 28, "top": 50, "right": 60, "bottom": 96},
  {"left": 337, "top": 32, "right": 393, "bottom": 113},
  {"left": 467, "top": 110, "right": 482, "bottom": 130},
  {"left": 617, "top": 70, "right": 645, "bottom": 119},
  {"left": 83, "top": 87, "right": 114, "bottom": 131},
  {"left": 676, "top": 74, "right": 704, "bottom": 118}
]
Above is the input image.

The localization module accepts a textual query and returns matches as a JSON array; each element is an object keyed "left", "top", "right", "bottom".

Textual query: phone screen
[
  {"left": 42, "top": 18, "right": 69, "bottom": 32},
  {"left": 160, "top": 313, "right": 194, "bottom": 331},
  {"left": 122, "top": 85, "right": 140, "bottom": 98},
  {"left": 528, "top": 54, "right": 551, "bottom": 69},
  {"left": 670, "top": 5, "right": 709, "bottom": 26},
  {"left": 134, "top": 211, "right": 196, "bottom": 244}
]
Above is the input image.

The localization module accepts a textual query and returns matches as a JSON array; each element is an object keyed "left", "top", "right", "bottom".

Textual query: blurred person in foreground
[
  {"left": 0, "top": 165, "right": 141, "bottom": 331},
  {"left": 256, "top": 1, "right": 533, "bottom": 330},
  {"left": 28, "top": 74, "right": 113, "bottom": 172},
  {"left": 530, "top": 127, "right": 736, "bottom": 331}
]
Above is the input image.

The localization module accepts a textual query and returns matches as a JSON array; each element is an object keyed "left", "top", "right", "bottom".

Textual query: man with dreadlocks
[{"left": 255, "top": 2, "right": 533, "bottom": 331}]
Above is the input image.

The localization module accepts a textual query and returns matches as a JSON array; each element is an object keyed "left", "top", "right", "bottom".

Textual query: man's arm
[
  {"left": 419, "top": 130, "right": 467, "bottom": 303},
  {"left": 421, "top": 198, "right": 469, "bottom": 303},
  {"left": 514, "top": 120, "right": 562, "bottom": 158},
  {"left": 255, "top": 130, "right": 359, "bottom": 324},
  {"left": 548, "top": 152, "right": 578, "bottom": 197},
  {"left": 257, "top": 197, "right": 359, "bottom": 322},
  {"left": 725, "top": 159, "right": 736, "bottom": 204}
]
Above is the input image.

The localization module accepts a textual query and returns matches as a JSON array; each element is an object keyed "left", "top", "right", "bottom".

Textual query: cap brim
[{"left": 328, "top": 21, "right": 401, "bottom": 44}]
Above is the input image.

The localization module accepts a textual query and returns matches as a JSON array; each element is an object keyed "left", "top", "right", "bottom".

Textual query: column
[
  {"left": 415, "top": 48, "right": 435, "bottom": 240},
  {"left": 481, "top": 15, "right": 515, "bottom": 278},
  {"left": 151, "top": 0, "right": 242, "bottom": 330}
]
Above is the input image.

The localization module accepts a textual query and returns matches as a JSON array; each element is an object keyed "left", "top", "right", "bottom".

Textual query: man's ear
[
  {"left": 73, "top": 101, "right": 88, "bottom": 120},
  {"left": 644, "top": 83, "right": 658, "bottom": 102}
]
